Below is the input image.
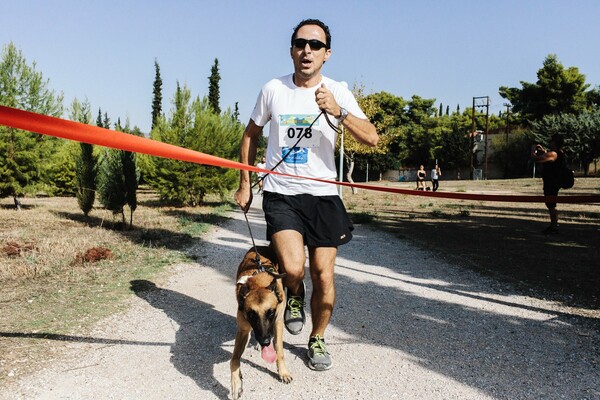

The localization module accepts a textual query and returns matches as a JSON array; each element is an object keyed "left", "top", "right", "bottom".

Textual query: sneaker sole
[
  {"left": 284, "top": 324, "right": 303, "bottom": 335},
  {"left": 307, "top": 358, "right": 333, "bottom": 371}
]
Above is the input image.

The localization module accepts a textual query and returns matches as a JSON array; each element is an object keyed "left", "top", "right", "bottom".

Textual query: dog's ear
[
  {"left": 267, "top": 278, "right": 285, "bottom": 303},
  {"left": 265, "top": 270, "right": 286, "bottom": 279},
  {"left": 236, "top": 278, "right": 251, "bottom": 310}
]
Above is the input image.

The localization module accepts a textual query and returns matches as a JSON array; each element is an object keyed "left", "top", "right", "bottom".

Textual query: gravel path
[{"left": 3, "top": 194, "right": 599, "bottom": 400}]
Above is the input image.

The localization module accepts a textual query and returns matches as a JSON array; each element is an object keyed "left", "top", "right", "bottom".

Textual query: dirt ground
[
  {"left": 343, "top": 177, "right": 600, "bottom": 313},
  {"left": 2, "top": 188, "right": 599, "bottom": 399}
]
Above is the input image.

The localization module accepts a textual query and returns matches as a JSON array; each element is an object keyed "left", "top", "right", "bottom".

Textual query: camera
[{"left": 534, "top": 145, "right": 545, "bottom": 156}]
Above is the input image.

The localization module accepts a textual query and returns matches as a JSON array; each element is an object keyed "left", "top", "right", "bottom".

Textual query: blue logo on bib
[{"left": 282, "top": 147, "right": 308, "bottom": 164}]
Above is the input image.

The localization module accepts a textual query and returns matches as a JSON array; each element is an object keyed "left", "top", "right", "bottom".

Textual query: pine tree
[
  {"left": 151, "top": 59, "right": 163, "bottom": 129},
  {"left": 0, "top": 43, "right": 63, "bottom": 208},
  {"left": 208, "top": 58, "right": 221, "bottom": 114}
]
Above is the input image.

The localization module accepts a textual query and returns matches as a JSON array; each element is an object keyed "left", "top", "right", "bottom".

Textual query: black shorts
[{"left": 262, "top": 191, "right": 353, "bottom": 247}]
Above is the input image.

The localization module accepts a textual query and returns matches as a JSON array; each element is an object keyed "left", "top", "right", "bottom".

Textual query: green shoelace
[
  {"left": 309, "top": 335, "right": 328, "bottom": 356},
  {"left": 287, "top": 296, "right": 304, "bottom": 318}
]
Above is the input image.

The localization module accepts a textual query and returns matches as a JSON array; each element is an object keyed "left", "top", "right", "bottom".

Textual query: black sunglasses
[{"left": 293, "top": 38, "right": 328, "bottom": 51}]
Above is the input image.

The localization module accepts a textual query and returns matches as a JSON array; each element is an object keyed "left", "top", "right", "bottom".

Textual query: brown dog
[{"left": 230, "top": 246, "right": 292, "bottom": 399}]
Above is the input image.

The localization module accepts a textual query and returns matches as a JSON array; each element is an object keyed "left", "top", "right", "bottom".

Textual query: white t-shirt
[
  {"left": 256, "top": 162, "right": 266, "bottom": 178},
  {"left": 431, "top": 169, "right": 439, "bottom": 180},
  {"left": 250, "top": 74, "right": 367, "bottom": 196}
]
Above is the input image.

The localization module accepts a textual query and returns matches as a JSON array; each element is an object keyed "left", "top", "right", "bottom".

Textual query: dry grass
[
  {"left": 344, "top": 177, "right": 600, "bottom": 314},
  {"left": 0, "top": 187, "right": 234, "bottom": 381}
]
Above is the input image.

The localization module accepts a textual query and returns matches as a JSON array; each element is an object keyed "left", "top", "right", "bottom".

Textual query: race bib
[{"left": 278, "top": 114, "right": 322, "bottom": 148}]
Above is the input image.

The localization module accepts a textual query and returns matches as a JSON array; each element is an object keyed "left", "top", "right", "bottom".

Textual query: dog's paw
[
  {"left": 278, "top": 371, "right": 293, "bottom": 384},
  {"left": 231, "top": 372, "right": 243, "bottom": 399}
]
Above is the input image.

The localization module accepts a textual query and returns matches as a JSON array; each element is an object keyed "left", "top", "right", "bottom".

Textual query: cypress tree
[
  {"left": 103, "top": 112, "right": 110, "bottom": 129},
  {"left": 446, "top": 105, "right": 450, "bottom": 116},
  {"left": 72, "top": 99, "right": 96, "bottom": 216},
  {"left": 439, "top": 103, "right": 443, "bottom": 117},
  {"left": 208, "top": 58, "right": 221, "bottom": 114},
  {"left": 151, "top": 59, "right": 162, "bottom": 129},
  {"left": 76, "top": 142, "right": 96, "bottom": 216},
  {"left": 122, "top": 149, "right": 138, "bottom": 227},
  {"left": 233, "top": 101, "right": 240, "bottom": 122},
  {"left": 119, "top": 119, "right": 138, "bottom": 227},
  {"left": 97, "top": 112, "right": 128, "bottom": 227},
  {"left": 98, "top": 147, "right": 126, "bottom": 226}
]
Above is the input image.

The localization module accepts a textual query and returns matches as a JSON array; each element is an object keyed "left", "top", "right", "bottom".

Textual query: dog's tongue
[{"left": 261, "top": 341, "right": 276, "bottom": 364}]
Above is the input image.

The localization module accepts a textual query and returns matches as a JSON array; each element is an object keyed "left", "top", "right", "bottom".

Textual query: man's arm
[
  {"left": 234, "top": 119, "right": 263, "bottom": 212},
  {"left": 338, "top": 112, "right": 379, "bottom": 147},
  {"left": 531, "top": 145, "right": 558, "bottom": 164}
]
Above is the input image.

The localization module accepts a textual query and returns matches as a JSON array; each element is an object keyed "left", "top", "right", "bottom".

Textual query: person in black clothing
[
  {"left": 416, "top": 164, "right": 426, "bottom": 190},
  {"left": 531, "top": 134, "right": 566, "bottom": 234}
]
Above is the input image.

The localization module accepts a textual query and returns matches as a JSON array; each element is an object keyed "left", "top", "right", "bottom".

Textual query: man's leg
[
  {"left": 549, "top": 207, "right": 558, "bottom": 226},
  {"left": 307, "top": 246, "right": 337, "bottom": 337},
  {"left": 271, "top": 229, "right": 307, "bottom": 334},
  {"left": 271, "top": 229, "right": 306, "bottom": 295},
  {"left": 305, "top": 246, "right": 337, "bottom": 371}
]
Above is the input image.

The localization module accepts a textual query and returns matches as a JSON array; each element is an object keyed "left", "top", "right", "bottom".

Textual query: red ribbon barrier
[{"left": 1, "top": 105, "right": 599, "bottom": 204}]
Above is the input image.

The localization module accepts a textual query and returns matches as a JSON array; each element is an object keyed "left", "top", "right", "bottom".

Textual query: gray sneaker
[
  {"left": 284, "top": 281, "right": 305, "bottom": 335},
  {"left": 307, "top": 335, "right": 332, "bottom": 371}
]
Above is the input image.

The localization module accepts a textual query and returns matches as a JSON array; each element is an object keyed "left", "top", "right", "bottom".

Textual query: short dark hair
[{"left": 291, "top": 19, "right": 331, "bottom": 49}]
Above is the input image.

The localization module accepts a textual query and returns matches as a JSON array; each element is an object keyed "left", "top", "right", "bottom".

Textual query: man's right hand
[{"left": 234, "top": 186, "right": 253, "bottom": 213}]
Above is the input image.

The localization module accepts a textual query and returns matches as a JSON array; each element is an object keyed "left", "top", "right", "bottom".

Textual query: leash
[{"left": 242, "top": 110, "right": 342, "bottom": 270}]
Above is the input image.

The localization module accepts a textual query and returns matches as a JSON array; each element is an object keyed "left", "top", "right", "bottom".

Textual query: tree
[
  {"left": 499, "top": 54, "right": 590, "bottom": 123},
  {"left": 233, "top": 101, "right": 240, "bottom": 122},
  {"left": 208, "top": 58, "right": 221, "bottom": 114},
  {"left": 147, "top": 84, "right": 242, "bottom": 205},
  {"left": 397, "top": 95, "right": 438, "bottom": 167},
  {"left": 348, "top": 88, "right": 401, "bottom": 186},
  {"left": 151, "top": 59, "right": 163, "bottom": 129},
  {"left": 96, "top": 107, "right": 103, "bottom": 127},
  {"left": 587, "top": 85, "right": 600, "bottom": 109},
  {"left": 433, "top": 113, "right": 472, "bottom": 172},
  {"left": 118, "top": 119, "right": 139, "bottom": 226},
  {"left": 530, "top": 110, "right": 600, "bottom": 175},
  {"left": 97, "top": 116, "right": 139, "bottom": 228},
  {"left": 98, "top": 147, "right": 127, "bottom": 226},
  {"left": 72, "top": 99, "right": 96, "bottom": 215},
  {"left": 490, "top": 127, "right": 532, "bottom": 178},
  {"left": 0, "top": 42, "right": 63, "bottom": 208}
]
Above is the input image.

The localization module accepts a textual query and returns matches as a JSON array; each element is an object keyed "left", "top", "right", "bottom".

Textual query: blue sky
[{"left": 2, "top": 1, "right": 599, "bottom": 133}]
